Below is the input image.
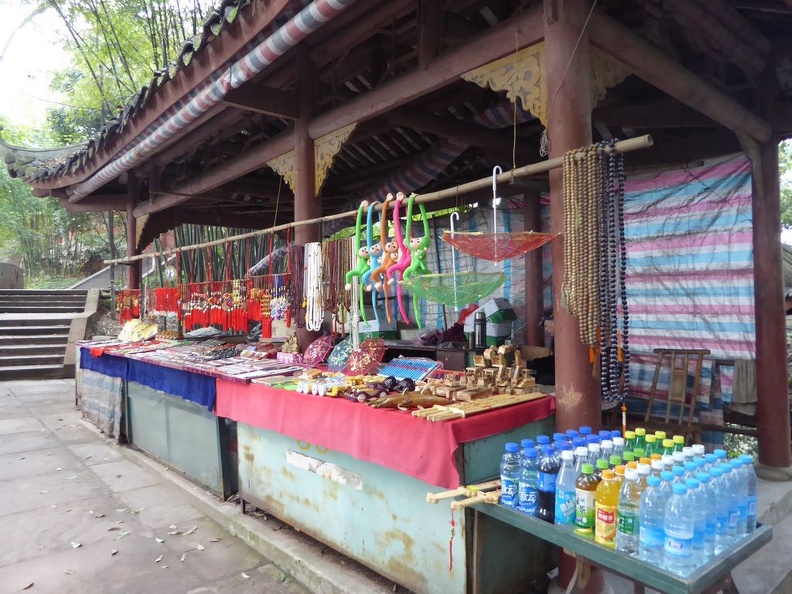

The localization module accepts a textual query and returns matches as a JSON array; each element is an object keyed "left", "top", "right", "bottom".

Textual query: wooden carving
[
  {"left": 267, "top": 151, "right": 297, "bottom": 192},
  {"left": 314, "top": 123, "right": 356, "bottom": 195}
]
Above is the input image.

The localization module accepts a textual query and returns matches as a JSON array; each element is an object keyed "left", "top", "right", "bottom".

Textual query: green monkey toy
[
  {"left": 345, "top": 200, "right": 370, "bottom": 322},
  {"left": 402, "top": 193, "right": 431, "bottom": 328}
]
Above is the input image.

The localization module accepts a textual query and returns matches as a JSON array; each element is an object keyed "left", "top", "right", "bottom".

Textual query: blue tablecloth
[{"left": 79, "top": 348, "right": 216, "bottom": 411}]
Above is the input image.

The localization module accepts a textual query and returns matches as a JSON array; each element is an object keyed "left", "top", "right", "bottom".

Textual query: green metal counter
[{"left": 473, "top": 502, "right": 772, "bottom": 594}]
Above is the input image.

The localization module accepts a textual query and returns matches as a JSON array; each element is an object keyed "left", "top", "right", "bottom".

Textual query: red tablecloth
[{"left": 216, "top": 381, "right": 555, "bottom": 488}]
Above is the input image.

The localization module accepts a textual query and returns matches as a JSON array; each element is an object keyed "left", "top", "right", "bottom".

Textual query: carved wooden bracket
[
  {"left": 267, "top": 123, "right": 357, "bottom": 196},
  {"left": 461, "top": 42, "right": 630, "bottom": 125}
]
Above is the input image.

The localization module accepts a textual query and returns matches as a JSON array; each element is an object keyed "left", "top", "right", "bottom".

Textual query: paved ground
[{"left": 0, "top": 379, "right": 309, "bottom": 594}]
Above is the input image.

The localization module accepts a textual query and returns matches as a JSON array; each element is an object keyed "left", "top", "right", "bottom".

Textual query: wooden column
[
  {"left": 752, "top": 138, "right": 792, "bottom": 471},
  {"left": 524, "top": 193, "right": 545, "bottom": 346},
  {"left": 126, "top": 176, "right": 140, "bottom": 290},
  {"left": 294, "top": 52, "right": 320, "bottom": 349},
  {"left": 545, "top": 1, "right": 605, "bottom": 590}
]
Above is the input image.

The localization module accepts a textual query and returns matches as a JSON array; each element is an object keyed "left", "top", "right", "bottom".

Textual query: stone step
[
  {"left": 0, "top": 318, "right": 74, "bottom": 328},
  {"left": 0, "top": 305, "right": 85, "bottom": 314},
  {"left": 0, "top": 297, "right": 87, "bottom": 305},
  {"left": 0, "top": 364, "right": 64, "bottom": 381},
  {"left": 0, "top": 334, "right": 69, "bottom": 346},
  {"left": 0, "top": 289, "right": 87, "bottom": 296},
  {"left": 0, "top": 354, "right": 64, "bottom": 367},
  {"left": 0, "top": 344, "right": 66, "bottom": 357}
]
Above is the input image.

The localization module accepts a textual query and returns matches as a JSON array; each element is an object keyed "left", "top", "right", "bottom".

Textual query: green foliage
[{"left": 781, "top": 140, "right": 792, "bottom": 229}]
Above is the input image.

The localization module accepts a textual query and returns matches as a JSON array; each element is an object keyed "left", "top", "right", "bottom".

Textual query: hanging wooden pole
[
  {"left": 523, "top": 192, "right": 545, "bottom": 346},
  {"left": 126, "top": 175, "right": 140, "bottom": 290}
]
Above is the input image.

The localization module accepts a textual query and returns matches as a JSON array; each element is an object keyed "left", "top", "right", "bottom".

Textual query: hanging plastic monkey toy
[
  {"left": 402, "top": 193, "right": 431, "bottom": 328},
  {"left": 362, "top": 202, "right": 383, "bottom": 321},
  {"left": 345, "top": 201, "right": 370, "bottom": 291},
  {"left": 386, "top": 192, "right": 413, "bottom": 323},
  {"left": 371, "top": 194, "right": 397, "bottom": 321}
]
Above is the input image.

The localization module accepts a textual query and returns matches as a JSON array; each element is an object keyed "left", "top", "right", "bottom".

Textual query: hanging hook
[
  {"left": 450, "top": 211, "right": 460, "bottom": 235},
  {"left": 491, "top": 166, "right": 502, "bottom": 236}
]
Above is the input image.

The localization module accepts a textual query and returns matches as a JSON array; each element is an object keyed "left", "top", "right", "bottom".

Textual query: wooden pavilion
[{"left": 2, "top": 0, "right": 790, "bottom": 479}]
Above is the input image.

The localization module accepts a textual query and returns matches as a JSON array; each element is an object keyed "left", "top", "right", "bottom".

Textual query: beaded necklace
[
  {"left": 562, "top": 140, "right": 630, "bottom": 402},
  {"left": 304, "top": 242, "right": 323, "bottom": 331}
]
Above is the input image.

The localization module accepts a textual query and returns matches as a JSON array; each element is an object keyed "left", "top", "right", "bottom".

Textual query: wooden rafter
[{"left": 221, "top": 84, "right": 299, "bottom": 119}]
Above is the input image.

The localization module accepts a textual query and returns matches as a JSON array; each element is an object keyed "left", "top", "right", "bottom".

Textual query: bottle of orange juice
[{"left": 595, "top": 469, "right": 619, "bottom": 549}]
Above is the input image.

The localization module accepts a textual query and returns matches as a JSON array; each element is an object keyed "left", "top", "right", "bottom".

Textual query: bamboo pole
[{"left": 104, "top": 135, "right": 653, "bottom": 265}]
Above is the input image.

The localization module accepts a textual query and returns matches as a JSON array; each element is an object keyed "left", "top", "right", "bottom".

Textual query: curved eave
[{"left": 17, "top": 0, "right": 296, "bottom": 193}]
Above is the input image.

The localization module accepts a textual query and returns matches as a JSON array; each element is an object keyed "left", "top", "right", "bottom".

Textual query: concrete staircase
[{"left": 0, "top": 289, "right": 98, "bottom": 380}]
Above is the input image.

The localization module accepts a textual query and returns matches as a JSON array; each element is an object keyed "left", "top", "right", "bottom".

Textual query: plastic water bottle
[
  {"left": 672, "top": 465, "right": 687, "bottom": 485},
  {"left": 636, "top": 462, "right": 651, "bottom": 488},
  {"left": 719, "top": 463, "right": 739, "bottom": 541},
  {"left": 650, "top": 459, "right": 665, "bottom": 478},
  {"left": 520, "top": 438, "right": 535, "bottom": 451},
  {"left": 574, "top": 446, "right": 589, "bottom": 475},
  {"left": 739, "top": 455, "right": 757, "bottom": 532},
  {"left": 664, "top": 483, "right": 694, "bottom": 575},
  {"left": 587, "top": 435, "right": 601, "bottom": 446},
  {"left": 601, "top": 439, "right": 614, "bottom": 461},
  {"left": 644, "top": 434, "right": 658, "bottom": 457},
  {"left": 610, "top": 430, "right": 622, "bottom": 439},
  {"left": 662, "top": 454, "right": 675, "bottom": 470},
  {"left": 554, "top": 432, "right": 568, "bottom": 444},
  {"left": 704, "top": 453, "right": 718, "bottom": 472},
  {"left": 683, "top": 461, "right": 698, "bottom": 479},
  {"left": 638, "top": 475, "right": 667, "bottom": 565},
  {"left": 685, "top": 478, "right": 707, "bottom": 565},
  {"left": 499, "top": 442, "right": 521, "bottom": 508},
  {"left": 730, "top": 458, "right": 748, "bottom": 537},
  {"left": 536, "top": 435, "right": 550, "bottom": 454},
  {"left": 579, "top": 426, "right": 592, "bottom": 438},
  {"left": 672, "top": 451, "right": 686, "bottom": 468},
  {"left": 709, "top": 467, "right": 730, "bottom": 552},
  {"left": 714, "top": 448, "right": 728, "bottom": 461},
  {"left": 588, "top": 443, "right": 601, "bottom": 465},
  {"left": 555, "top": 450, "right": 577, "bottom": 528},
  {"left": 518, "top": 447, "right": 539, "bottom": 515},
  {"left": 536, "top": 446, "right": 559, "bottom": 522},
  {"left": 572, "top": 436, "right": 586, "bottom": 450},
  {"left": 616, "top": 467, "right": 642, "bottom": 555},
  {"left": 566, "top": 429, "right": 579, "bottom": 441},
  {"left": 692, "top": 444, "right": 706, "bottom": 459},
  {"left": 662, "top": 439, "right": 675, "bottom": 456},
  {"left": 659, "top": 470, "right": 675, "bottom": 496},
  {"left": 612, "top": 436, "right": 625, "bottom": 458},
  {"left": 599, "top": 430, "right": 612, "bottom": 441},
  {"left": 696, "top": 472, "right": 716, "bottom": 558},
  {"left": 682, "top": 447, "right": 695, "bottom": 462}
]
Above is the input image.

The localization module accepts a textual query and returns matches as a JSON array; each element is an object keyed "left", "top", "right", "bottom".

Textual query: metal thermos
[{"left": 474, "top": 311, "right": 486, "bottom": 350}]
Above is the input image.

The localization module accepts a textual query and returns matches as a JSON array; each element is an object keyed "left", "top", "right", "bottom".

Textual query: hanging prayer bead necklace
[{"left": 304, "top": 242, "right": 323, "bottom": 331}]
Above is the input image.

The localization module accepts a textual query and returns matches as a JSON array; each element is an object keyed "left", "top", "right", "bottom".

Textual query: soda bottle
[
  {"left": 601, "top": 440, "right": 614, "bottom": 462},
  {"left": 536, "top": 434, "right": 550, "bottom": 455},
  {"left": 599, "top": 430, "right": 612, "bottom": 442},
  {"left": 595, "top": 458, "right": 609, "bottom": 480},
  {"left": 654, "top": 430, "right": 667, "bottom": 443},
  {"left": 644, "top": 434, "right": 657, "bottom": 457},
  {"left": 574, "top": 463, "right": 599, "bottom": 538},
  {"left": 662, "top": 439, "right": 675, "bottom": 456},
  {"left": 595, "top": 469, "right": 619, "bottom": 549},
  {"left": 499, "top": 442, "right": 521, "bottom": 508},
  {"left": 636, "top": 462, "right": 651, "bottom": 490},
  {"left": 587, "top": 443, "right": 601, "bottom": 466},
  {"left": 574, "top": 446, "right": 589, "bottom": 475},
  {"left": 536, "top": 446, "right": 559, "bottom": 522},
  {"left": 518, "top": 447, "right": 539, "bottom": 515},
  {"left": 672, "top": 434, "right": 685, "bottom": 452},
  {"left": 609, "top": 454, "right": 622, "bottom": 470},
  {"left": 572, "top": 436, "right": 587, "bottom": 450},
  {"left": 624, "top": 430, "right": 636, "bottom": 453},
  {"left": 739, "top": 454, "right": 757, "bottom": 532},
  {"left": 639, "top": 475, "right": 668, "bottom": 566},
  {"left": 634, "top": 427, "right": 647, "bottom": 452},
  {"left": 622, "top": 451, "right": 636, "bottom": 464},
  {"left": 633, "top": 447, "right": 646, "bottom": 460},
  {"left": 554, "top": 449, "right": 577, "bottom": 529},
  {"left": 664, "top": 483, "right": 694, "bottom": 575},
  {"left": 616, "top": 467, "right": 642, "bottom": 555}
]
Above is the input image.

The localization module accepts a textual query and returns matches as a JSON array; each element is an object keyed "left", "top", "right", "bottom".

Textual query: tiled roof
[{"left": 1, "top": 0, "right": 302, "bottom": 184}]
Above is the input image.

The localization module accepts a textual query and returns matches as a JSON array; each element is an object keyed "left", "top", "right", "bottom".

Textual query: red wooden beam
[
  {"left": 589, "top": 10, "right": 772, "bottom": 142},
  {"left": 221, "top": 84, "right": 299, "bottom": 119},
  {"left": 308, "top": 4, "right": 543, "bottom": 139}
]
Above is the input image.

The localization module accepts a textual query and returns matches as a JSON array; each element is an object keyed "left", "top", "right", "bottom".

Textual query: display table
[
  {"left": 216, "top": 380, "right": 556, "bottom": 594},
  {"left": 78, "top": 347, "right": 231, "bottom": 497},
  {"left": 473, "top": 503, "right": 772, "bottom": 594}
]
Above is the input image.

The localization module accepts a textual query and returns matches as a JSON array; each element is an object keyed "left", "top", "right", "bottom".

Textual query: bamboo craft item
[
  {"left": 451, "top": 489, "right": 501, "bottom": 510},
  {"left": 411, "top": 392, "right": 546, "bottom": 422},
  {"left": 426, "top": 478, "right": 501, "bottom": 504}
]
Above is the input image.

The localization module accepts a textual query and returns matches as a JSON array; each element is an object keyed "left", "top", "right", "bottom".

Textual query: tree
[{"left": 781, "top": 140, "right": 792, "bottom": 229}]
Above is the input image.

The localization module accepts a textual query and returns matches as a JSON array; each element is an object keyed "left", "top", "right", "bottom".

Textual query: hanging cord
[
  {"left": 273, "top": 176, "right": 282, "bottom": 228},
  {"left": 539, "top": 0, "right": 598, "bottom": 157}
]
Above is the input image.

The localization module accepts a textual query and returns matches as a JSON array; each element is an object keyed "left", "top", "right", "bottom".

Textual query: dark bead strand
[
  {"left": 597, "top": 142, "right": 610, "bottom": 398},
  {"left": 617, "top": 150, "right": 630, "bottom": 400},
  {"left": 607, "top": 139, "right": 620, "bottom": 401}
]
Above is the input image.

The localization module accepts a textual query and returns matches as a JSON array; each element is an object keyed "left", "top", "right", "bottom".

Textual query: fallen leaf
[
  {"left": 70, "top": 542, "right": 81, "bottom": 549},
  {"left": 180, "top": 553, "right": 186, "bottom": 562},
  {"left": 167, "top": 531, "right": 180, "bottom": 535},
  {"left": 168, "top": 524, "right": 178, "bottom": 530},
  {"left": 111, "top": 549, "right": 118, "bottom": 556},
  {"left": 113, "top": 531, "right": 130, "bottom": 541},
  {"left": 278, "top": 571, "right": 286, "bottom": 583},
  {"left": 155, "top": 555, "right": 163, "bottom": 563},
  {"left": 183, "top": 526, "right": 197, "bottom": 536},
  {"left": 63, "top": 569, "right": 75, "bottom": 575},
  {"left": 241, "top": 573, "right": 250, "bottom": 580},
  {"left": 161, "top": 565, "right": 168, "bottom": 569},
  {"left": 22, "top": 582, "right": 34, "bottom": 590},
  {"left": 155, "top": 538, "right": 164, "bottom": 544},
  {"left": 107, "top": 527, "right": 120, "bottom": 532},
  {"left": 195, "top": 544, "right": 204, "bottom": 551},
  {"left": 210, "top": 538, "right": 221, "bottom": 543}
]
